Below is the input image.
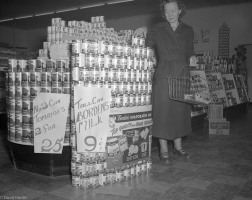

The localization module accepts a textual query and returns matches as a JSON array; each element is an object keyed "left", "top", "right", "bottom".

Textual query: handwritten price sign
[
  {"left": 74, "top": 86, "right": 111, "bottom": 153},
  {"left": 33, "top": 93, "right": 70, "bottom": 154}
]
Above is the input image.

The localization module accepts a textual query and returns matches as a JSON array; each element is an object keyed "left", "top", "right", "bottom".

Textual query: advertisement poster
[
  {"left": 74, "top": 86, "right": 111, "bottom": 153},
  {"left": 33, "top": 93, "right": 70, "bottom": 154},
  {"left": 106, "top": 106, "right": 152, "bottom": 169},
  {"left": 234, "top": 74, "right": 249, "bottom": 103},
  {"left": 222, "top": 74, "right": 240, "bottom": 106},
  {"left": 206, "top": 72, "right": 228, "bottom": 107}
]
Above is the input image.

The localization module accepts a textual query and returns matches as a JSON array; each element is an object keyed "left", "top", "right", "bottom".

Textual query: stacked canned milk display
[
  {"left": 40, "top": 17, "right": 133, "bottom": 58},
  {"left": 69, "top": 36, "right": 155, "bottom": 188},
  {"left": 6, "top": 58, "right": 71, "bottom": 144}
]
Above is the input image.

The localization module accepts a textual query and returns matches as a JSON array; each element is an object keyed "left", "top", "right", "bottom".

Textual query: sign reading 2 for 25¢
[{"left": 33, "top": 93, "right": 70, "bottom": 154}]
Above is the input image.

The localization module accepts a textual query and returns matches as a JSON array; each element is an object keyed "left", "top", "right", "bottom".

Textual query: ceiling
[{"left": 0, "top": 0, "right": 252, "bottom": 30}]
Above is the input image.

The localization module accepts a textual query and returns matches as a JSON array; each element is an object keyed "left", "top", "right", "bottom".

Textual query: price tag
[
  {"left": 74, "top": 86, "right": 111, "bottom": 153},
  {"left": 33, "top": 93, "right": 70, "bottom": 154}
]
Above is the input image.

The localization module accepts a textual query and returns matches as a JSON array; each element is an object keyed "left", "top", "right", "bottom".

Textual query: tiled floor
[{"left": 1, "top": 105, "right": 252, "bottom": 200}]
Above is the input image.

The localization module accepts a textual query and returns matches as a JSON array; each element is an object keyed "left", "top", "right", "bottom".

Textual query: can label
[
  {"left": 36, "top": 59, "right": 46, "bottom": 72},
  {"left": 56, "top": 59, "right": 66, "bottom": 72},
  {"left": 28, "top": 59, "right": 36, "bottom": 72},
  {"left": 9, "top": 112, "right": 15, "bottom": 125},
  {"left": 116, "top": 94, "right": 123, "bottom": 108},
  {"left": 8, "top": 125, "right": 15, "bottom": 141},
  {"left": 52, "top": 72, "right": 62, "bottom": 87},
  {"left": 30, "top": 72, "right": 41, "bottom": 86},
  {"left": 8, "top": 59, "right": 17, "bottom": 72},
  {"left": 46, "top": 59, "right": 56, "bottom": 72},
  {"left": 21, "top": 72, "right": 30, "bottom": 86},
  {"left": 123, "top": 94, "right": 130, "bottom": 107},
  {"left": 15, "top": 113, "right": 22, "bottom": 126},
  {"left": 8, "top": 86, "right": 15, "bottom": 98},
  {"left": 72, "top": 40, "right": 81, "bottom": 54},
  {"left": 41, "top": 72, "right": 52, "bottom": 86},
  {"left": 22, "top": 126, "right": 31, "bottom": 142},
  {"left": 15, "top": 127, "right": 23, "bottom": 141},
  {"left": 97, "top": 54, "right": 104, "bottom": 68},
  {"left": 22, "top": 86, "right": 30, "bottom": 100},
  {"left": 72, "top": 67, "right": 80, "bottom": 82},
  {"left": 15, "top": 72, "right": 22, "bottom": 86},
  {"left": 51, "top": 87, "right": 62, "bottom": 93},
  {"left": 8, "top": 72, "right": 15, "bottom": 86},
  {"left": 104, "top": 55, "right": 112, "bottom": 68},
  {"left": 15, "top": 100, "right": 22, "bottom": 114},
  {"left": 40, "top": 86, "right": 51, "bottom": 93},
  {"left": 15, "top": 86, "right": 22, "bottom": 100},
  {"left": 127, "top": 56, "right": 134, "bottom": 69},
  {"left": 30, "top": 86, "right": 40, "bottom": 100},
  {"left": 63, "top": 87, "right": 71, "bottom": 94},
  {"left": 22, "top": 114, "right": 31, "bottom": 129},
  {"left": 63, "top": 72, "right": 71, "bottom": 86},
  {"left": 86, "top": 53, "right": 96, "bottom": 68},
  {"left": 22, "top": 100, "right": 30, "bottom": 114}
]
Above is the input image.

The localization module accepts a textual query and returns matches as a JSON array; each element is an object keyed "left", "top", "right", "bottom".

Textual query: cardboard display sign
[
  {"left": 33, "top": 93, "right": 70, "bottom": 154},
  {"left": 106, "top": 106, "right": 152, "bottom": 169},
  {"left": 74, "top": 86, "right": 111, "bottom": 153}
]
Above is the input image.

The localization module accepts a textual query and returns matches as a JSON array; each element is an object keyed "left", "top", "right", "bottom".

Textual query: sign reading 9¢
[{"left": 74, "top": 87, "right": 111, "bottom": 153}]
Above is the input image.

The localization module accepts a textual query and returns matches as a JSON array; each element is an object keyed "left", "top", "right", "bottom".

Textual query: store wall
[
  {"left": 106, "top": 3, "right": 252, "bottom": 56},
  {"left": 0, "top": 25, "right": 27, "bottom": 50},
  {"left": 25, "top": 28, "right": 47, "bottom": 52}
]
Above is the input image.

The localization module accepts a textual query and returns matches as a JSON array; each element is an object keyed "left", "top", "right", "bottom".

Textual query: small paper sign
[
  {"left": 33, "top": 93, "right": 70, "bottom": 154},
  {"left": 74, "top": 86, "right": 111, "bottom": 153}
]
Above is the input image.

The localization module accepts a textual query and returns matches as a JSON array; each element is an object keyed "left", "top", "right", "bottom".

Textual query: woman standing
[{"left": 134, "top": 0, "right": 196, "bottom": 164}]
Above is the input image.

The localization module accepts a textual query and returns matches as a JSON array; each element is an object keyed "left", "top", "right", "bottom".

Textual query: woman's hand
[
  {"left": 133, "top": 26, "right": 147, "bottom": 38},
  {"left": 189, "top": 55, "right": 197, "bottom": 66}
]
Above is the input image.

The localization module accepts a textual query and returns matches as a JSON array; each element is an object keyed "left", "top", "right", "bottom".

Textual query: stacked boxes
[{"left": 208, "top": 104, "right": 230, "bottom": 135}]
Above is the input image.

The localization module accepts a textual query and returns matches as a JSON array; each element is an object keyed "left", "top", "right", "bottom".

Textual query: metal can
[
  {"left": 133, "top": 46, "right": 140, "bottom": 58},
  {"left": 139, "top": 82, "right": 144, "bottom": 94},
  {"left": 46, "top": 59, "right": 57, "bottom": 72},
  {"left": 51, "top": 87, "right": 62, "bottom": 93},
  {"left": 99, "top": 68, "right": 108, "bottom": 81},
  {"left": 129, "top": 94, "right": 136, "bottom": 106},
  {"left": 104, "top": 54, "right": 112, "bottom": 68},
  {"left": 123, "top": 94, "right": 130, "bottom": 107},
  {"left": 146, "top": 93, "right": 152, "bottom": 105},
  {"left": 8, "top": 72, "right": 15, "bottom": 86},
  {"left": 28, "top": 59, "right": 36, "bottom": 72},
  {"left": 30, "top": 72, "right": 41, "bottom": 86},
  {"left": 131, "top": 69, "right": 137, "bottom": 82},
  {"left": 139, "top": 57, "right": 145, "bottom": 70},
  {"left": 123, "top": 44, "right": 132, "bottom": 56},
  {"left": 71, "top": 160, "right": 76, "bottom": 174},
  {"left": 30, "top": 86, "right": 40, "bottom": 100},
  {"left": 41, "top": 72, "right": 52, "bottom": 87},
  {"left": 18, "top": 60, "right": 28, "bottom": 72},
  {"left": 9, "top": 112, "right": 15, "bottom": 126},
  {"left": 56, "top": 59, "right": 66, "bottom": 72},
  {"left": 21, "top": 72, "right": 30, "bottom": 86},
  {"left": 8, "top": 124, "right": 15, "bottom": 141},
  {"left": 116, "top": 43, "right": 123, "bottom": 56},
  {"left": 147, "top": 82, "right": 152, "bottom": 93},
  {"left": 86, "top": 53, "right": 97, "bottom": 68},
  {"left": 72, "top": 40, "right": 82, "bottom": 54},
  {"left": 80, "top": 67, "right": 90, "bottom": 82},
  {"left": 40, "top": 86, "right": 51, "bottom": 93},
  {"left": 72, "top": 67, "right": 80, "bottom": 82},
  {"left": 22, "top": 126, "right": 31, "bottom": 143},
  {"left": 51, "top": 72, "right": 62, "bottom": 87},
  {"left": 81, "top": 39, "right": 88, "bottom": 54},
  {"left": 22, "top": 113, "right": 31, "bottom": 129},
  {"left": 70, "top": 134, "right": 76, "bottom": 147},
  {"left": 97, "top": 54, "right": 104, "bottom": 68},
  {"left": 118, "top": 69, "right": 125, "bottom": 82},
  {"left": 127, "top": 56, "right": 134, "bottom": 69},
  {"left": 135, "top": 93, "right": 141, "bottom": 106},
  {"left": 72, "top": 174, "right": 80, "bottom": 188},
  {"left": 8, "top": 86, "right": 15, "bottom": 98},
  {"left": 15, "top": 86, "right": 22, "bottom": 100},
  {"left": 8, "top": 59, "right": 18, "bottom": 72},
  {"left": 108, "top": 42, "right": 115, "bottom": 55},
  {"left": 120, "top": 56, "right": 127, "bottom": 69},
  {"left": 15, "top": 113, "right": 22, "bottom": 127},
  {"left": 141, "top": 93, "right": 147, "bottom": 106},
  {"left": 63, "top": 72, "right": 71, "bottom": 86},
  {"left": 15, "top": 72, "right": 22, "bottom": 86},
  {"left": 22, "top": 100, "right": 30, "bottom": 115},
  {"left": 115, "top": 94, "right": 123, "bottom": 108},
  {"left": 63, "top": 86, "right": 71, "bottom": 94},
  {"left": 15, "top": 127, "right": 23, "bottom": 141},
  {"left": 15, "top": 100, "right": 22, "bottom": 114},
  {"left": 36, "top": 58, "right": 46, "bottom": 72},
  {"left": 134, "top": 57, "right": 140, "bottom": 70},
  {"left": 22, "top": 86, "right": 30, "bottom": 101}
]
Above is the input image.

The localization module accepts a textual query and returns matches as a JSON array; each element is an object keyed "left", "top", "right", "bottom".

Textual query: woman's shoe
[
  {"left": 159, "top": 152, "right": 171, "bottom": 165},
  {"left": 173, "top": 149, "right": 190, "bottom": 159}
]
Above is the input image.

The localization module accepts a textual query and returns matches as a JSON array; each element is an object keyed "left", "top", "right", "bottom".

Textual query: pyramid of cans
[
  {"left": 69, "top": 19, "right": 155, "bottom": 188},
  {"left": 5, "top": 58, "right": 71, "bottom": 144},
  {"left": 40, "top": 16, "right": 133, "bottom": 57}
]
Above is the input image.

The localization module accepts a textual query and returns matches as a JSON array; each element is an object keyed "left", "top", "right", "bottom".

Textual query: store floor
[{"left": 1, "top": 105, "right": 252, "bottom": 200}]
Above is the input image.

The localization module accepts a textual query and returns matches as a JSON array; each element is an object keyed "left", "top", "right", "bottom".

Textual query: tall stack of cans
[
  {"left": 69, "top": 35, "right": 155, "bottom": 188},
  {"left": 6, "top": 58, "right": 71, "bottom": 144},
  {"left": 39, "top": 16, "right": 133, "bottom": 58}
]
